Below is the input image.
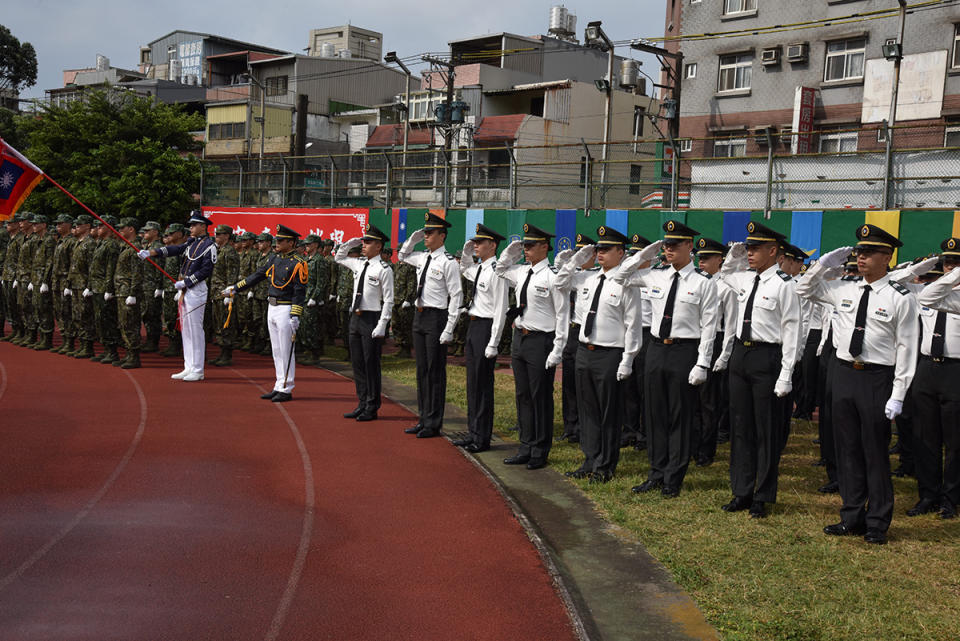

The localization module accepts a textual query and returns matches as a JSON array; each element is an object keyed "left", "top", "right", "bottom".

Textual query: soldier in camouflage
[
  {"left": 1, "top": 215, "right": 25, "bottom": 343},
  {"left": 0, "top": 216, "right": 8, "bottom": 337},
  {"left": 235, "top": 231, "right": 257, "bottom": 351},
  {"left": 336, "top": 244, "right": 359, "bottom": 357},
  {"left": 89, "top": 215, "right": 123, "bottom": 364},
  {"left": 51, "top": 214, "right": 77, "bottom": 354},
  {"left": 321, "top": 240, "right": 339, "bottom": 345},
  {"left": 210, "top": 224, "right": 240, "bottom": 366},
  {"left": 161, "top": 223, "right": 186, "bottom": 357},
  {"left": 140, "top": 221, "right": 165, "bottom": 352},
  {"left": 251, "top": 232, "right": 274, "bottom": 355},
  {"left": 13, "top": 213, "right": 39, "bottom": 346},
  {"left": 451, "top": 250, "right": 470, "bottom": 357},
  {"left": 66, "top": 214, "right": 97, "bottom": 359},
  {"left": 28, "top": 214, "right": 58, "bottom": 350},
  {"left": 112, "top": 217, "right": 144, "bottom": 368},
  {"left": 297, "top": 234, "right": 323, "bottom": 365},
  {"left": 392, "top": 256, "right": 417, "bottom": 358}
]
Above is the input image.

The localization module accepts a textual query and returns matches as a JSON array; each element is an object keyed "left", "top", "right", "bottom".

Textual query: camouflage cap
[
  {"left": 240, "top": 231, "right": 256, "bottom": 241},
  {"left": 164, "top": 222, "right": 185, "bottom": 235},
  {"left": 303, "top": 234, "right": 321, "bottom": 245},
  {"left": 30, "top": 213, "right": 49, "bottom": 224},
  {"left": 119, "top": 217, "right": 140, "bottom": 229},
  {"left": 101, "top": 214, "right": 119, "bottom": 227},
  {"left": 55, "top": 213, "right": 75, "bottom": 224},
  {"left": 257, "top": 232, "right": 274, "bottom": 242},
  {"left": 322, "top": 238, "right": 335, "bottom": 247},
  {"left": 214, "top": 224, "right": 233, "bottom": 235},
  {"left": 14, "top": 212, "right": 30, "bottom": 221},
  {"left": 75, "top": 214, "right": 93, "bottom": 225},
  {"left": 142, "top": 220, "right": 162, "bottom": 231}
]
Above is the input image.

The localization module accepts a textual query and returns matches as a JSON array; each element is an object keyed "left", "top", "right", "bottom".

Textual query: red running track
[{"left": 0, "top": 340, "right": 576, "bottom": 641}]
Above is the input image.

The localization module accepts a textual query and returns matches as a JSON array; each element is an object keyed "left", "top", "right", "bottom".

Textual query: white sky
[{"left": 7, "top": 0, "right": 668, "bottom": 100}]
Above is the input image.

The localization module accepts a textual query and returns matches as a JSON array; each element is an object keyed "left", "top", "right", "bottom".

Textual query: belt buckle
[
  {"left": 521, "top": 328, "right": 530, "bottom": 336},
  {"left": 586, "top": 344, "right": 596, "bottom": 351},
  {"left": 853, "top": 361, "right": 865, "bottom": 370},
  {"left": 417, "top": 306, "right": 424, "bottom": 313},
  {"left": 354, "top": 310, "right": 362, "bottom": 316},
  {"left": 663, "top": 338, "right": 674, "bottom": 345},
  {"left": 933, "top": 356, "right": 945, "bottom": 363},
  {"left": 742, "top": 340, "right": 753, "bottom": 347}
]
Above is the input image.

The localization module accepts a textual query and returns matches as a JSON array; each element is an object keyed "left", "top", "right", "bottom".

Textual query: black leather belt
[
  {"left": 267, "top": 297, "right": 292, "bottom": 306},
  {"left": 922, "top": 354, "right": 960, "bottom": 364},
  {"left": 519, "top": 328, "right": 549, "bottom": 336},
  {"left": 580, "top": 342, "right": 618, "bottom": 352},
  {"left": 836, "top": 358, "right": 893, "bottom": 372},
  {"left": 416, "top": 306, "right": 444, "bottom": 313},
  {"left": 737, "top": 339, "right": 779, "bottom": 348},
  {"left": 653, "top": 337, "right": 697, "bottom": 345},
  {"left": 469, "top": 315, "right": 492, "bottom": 321}
]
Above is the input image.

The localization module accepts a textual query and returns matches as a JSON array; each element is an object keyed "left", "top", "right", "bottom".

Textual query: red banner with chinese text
[{"left": 202, "top": 207, "right": 367, "bottom": 244}]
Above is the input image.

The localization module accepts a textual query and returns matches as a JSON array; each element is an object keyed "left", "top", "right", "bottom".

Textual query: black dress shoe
[
  {"left": 721, "top": 496, "right": 753, "bottom": 512},
  {"left": 939, "top": 503, "right": 957, "bottom": 520},
  {"left": 451, "top": 438, "right": 474, "bottom": 447},
  {"left": 811, "top": 458, "right": 826, "bottom": 467},
  {"left": 465, "top": 443, "right": 489, "bottom": 454},
  {"left": 661, "top": 486, "right": 680, "bottom": 498},
  {"left": 565, "top": 469, "right": 589, "bottom": 479},
  {"left": 261, "top": 390, "right": 278, "bottom": 400},
  {"left": 633, "top": 440, "right": 646, "bottom": 451},
  {"left": 631, "top": 479, "right": 663, "bottom": 494},
  {"left": 404, "top": 424, "right": 423, "bottom": 434},
  {"left": 343, "top": 407, "right": 362, "bottom": 418},
  {"left": 356, "top": 412, "right": 377, "bottom": 422},
  {"left": 526, "top": 459, "right": 547, "bottom": 470},
  {"left": 503, "top": 454, "right": 530, "bottom": 465},
  {"left": 749, "top": 501, "right": 767, "bottom": 519},
  {"left": 823, "top": 522, "right": 866, "bottom": 536},
  {"left": 906, "top": 498, "right": 939, "bottom": 517},
  {"left": 567, "top": 434, "right": 580, "bottom": 444},
  {"left": 590, "top": 471, "right": 613, "bottom": 484},
  {"left": 818, "top": 481, "right": 840, "bottom": 494},
  {"left": 416, "top": 429, "right": 439, "bottom": 439},
  {"left": 864, "top": 528, "right": 887, "bottom": 545},
  {"left": 695, "top": 456, "right": 714, "bottom": 467},
  {"left": 271, "top": 392, "right": 292, "bottom": 403}
]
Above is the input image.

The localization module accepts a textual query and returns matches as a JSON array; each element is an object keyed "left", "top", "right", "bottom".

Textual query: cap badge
[
  {"left": 747, "top": 222, "right": 756, "bottom": 233},
  {"left": 667, "top": 221, "right": 676, "bottom": 232}
]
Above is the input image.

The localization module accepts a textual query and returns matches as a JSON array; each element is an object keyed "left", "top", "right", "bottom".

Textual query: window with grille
[
  {"left": 265, "top": 76, "right": 288, "bottom": 97},
  {"left": 824, "top": 38, "right": 865, "bottom": 82},
  {"left": 713, "top": 137, "right": 747, "bottom": 157},
  {"left": 209, "top": 123, "right": 246, "bottom": 140},
  {"left": 723, "top": 0, "right": 756, "bottom": 14},
  {"left": 630, "top": 165, "right": 643, "bottom": 195},
  {"left": 945, "top": 126, "right": 960, "bottom": 148},
  {"left": 718, "top": 54, "right": 752, "bottom": 92},
  {"left": 679, "top": 139, "right": 693, "bottom": 152},
  {"left": 953, "top": 25, "right": 960, "bottom": 68},
  {"left": 819, "top": 129, "right": 858, "bottom": 153}
]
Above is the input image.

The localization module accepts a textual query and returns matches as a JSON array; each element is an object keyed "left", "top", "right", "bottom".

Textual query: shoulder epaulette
[
  {"left": 841, "top": 275, "right": 861, "bottom": 282},
  {"left": 549, "top": 265, "right": 559, "bottom": 273},
  {"left": 890, "top": 281, "right": 910, "bottom": 295},
  {"left": 587, "top": 266, "right": 601, "bottom": 272},
  {"left": 776, "top": 270, "right": 792, "bottom": 281},
  {"left": 695, "top": 267, "right": 711, "bottom": 279},
  {"left": 653, "top": 263, "right": 670, "bottom": 270},
  {"left": 445, "top": 251, "right": 455, "bottom": 260}
]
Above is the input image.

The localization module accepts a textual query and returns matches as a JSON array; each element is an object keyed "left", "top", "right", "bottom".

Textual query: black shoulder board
[
  {"left": 890, "top": 281, "right": 909, "bottom": 296},
  {"left": 653, "top": 263, "right": 669, "bottom": 270},
  {"left": 776, "top": 270, "right": 792, "bottom": 282},
  {"left": 445, "top": 252, "right": 455, "bottom": 260},
  {"left": 841, "top": 275, "right": 861, "bottom": 282},
  {"left": 695, "top": 267, "right": 711, "bottom": 279},
  {"left": 550, "top": 265, "right": 559, "bottom": 273},
  {"left": 587, "top": 266, "right": 601, "bottom": 272}
]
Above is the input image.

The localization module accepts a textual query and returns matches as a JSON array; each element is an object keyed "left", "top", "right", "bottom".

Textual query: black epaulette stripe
[
  {"left": 890, "top": 281, "right": 909, "bottom": 295},
  {"left": 777, "top": 270, "right": 792, "bottom": 281},
  {"left": 695, "top": 267, "right": 711, "bottom": 279},
  {"left": 550, "top": 266, "right": 559, "bottom": 273}
]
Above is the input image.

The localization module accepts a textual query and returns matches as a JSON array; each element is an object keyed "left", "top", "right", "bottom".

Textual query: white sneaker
[
  {"left": 171, "top": 369, "right": 190, "bottom": 379},
  {"left": 182, "top": 371, "right": 204, "bottom": 382}
]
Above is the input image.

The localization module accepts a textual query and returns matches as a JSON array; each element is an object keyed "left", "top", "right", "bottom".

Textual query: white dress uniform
[{"left": 557, "top": 253, "right": 596, "bottom": 442}]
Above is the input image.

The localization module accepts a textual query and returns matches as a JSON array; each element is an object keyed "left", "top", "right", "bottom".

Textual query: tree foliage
[
  {"left": 16, "top": 90, "right": 206, "bottom": 225},
  {"left": 0, "top": 25, "right": 37, "bottom": 93}
]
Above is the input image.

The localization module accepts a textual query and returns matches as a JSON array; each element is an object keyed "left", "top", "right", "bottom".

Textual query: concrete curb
[{"left": 317, "top": 356, "right": 719, "bottom": 641}]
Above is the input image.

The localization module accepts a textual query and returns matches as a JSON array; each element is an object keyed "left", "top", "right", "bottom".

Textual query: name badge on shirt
[
  {"left": 919, "top": 306, "right": 934, "bottom": 317},
  {"left": 755, "top": 295, "right": 777, "bottom": 311},
  {"left": 477, "top": 278, "right": 489, "bottom": 292},
  {"left": 839, "top": 298, "right": 854, "bottom": 311},
  {"left": 647, "top": 287, "right": 665, "bottom": 299},
  {"left": 429, "top": 267, "right": 444, "bottom": 281},
  {"left": 533, "top": 285, "right": 550, "bottom": 298},
  {"left": 604, "top": 291, "right": 622, "bottom": 307},
  {"left": 367, "top": 275, "right": 380, "bottom": 286},
  {"left": 678, "top": 290, "right": 700, "bottom": 305},
  {"left": 872, "top": 307, "right": 891, "bottom": 322}
]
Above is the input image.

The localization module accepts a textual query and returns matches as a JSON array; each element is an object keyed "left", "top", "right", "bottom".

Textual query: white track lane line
[
  {"left": 0, "top": 369, "right": 147, "bottom": 593},
  {"left": 229, "top": 368, "right": 316, "bottom": 641}
]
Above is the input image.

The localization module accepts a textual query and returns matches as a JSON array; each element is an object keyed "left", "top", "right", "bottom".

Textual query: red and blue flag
[{"left": 0, "top": 138, "right": 44, "bottom": 221}]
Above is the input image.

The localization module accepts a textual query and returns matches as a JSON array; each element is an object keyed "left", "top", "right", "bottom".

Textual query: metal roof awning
[
  {"left": 473, "top": 114, "right": 529, "bottom": 144},
  {"left": 484, "top": 79, "right": 571, "bottom": 95},
  {"left": 365, "top": 124, "right": 434, "bottom": 148}
]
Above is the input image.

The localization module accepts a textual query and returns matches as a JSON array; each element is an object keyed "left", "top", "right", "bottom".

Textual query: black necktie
[
  {"left": 931, "top": 310, "right": 947, "bottom": 358},
  {"left": 464, "top": 264, "right": 482, "bottom": 310},
  {"left": 518, "top": 268, "right": 533, "bottom": 316},
  {"left": 584, "top": 274, "right": 606, "bottom": 337},
  {"left": 658, "top": 272, "right": 680, "bottom": 339},
  {"left": 416, "top": 255, "right": 432, "bottom": 303},
  {"left": 352, "top": 261, "right": 369, "bottom": 312},
  {"left": 848, "top": 285, "right": 872, "bottom": 357},
  {"left": 740, "top": 274, "right": 761, "bottom": 341}
]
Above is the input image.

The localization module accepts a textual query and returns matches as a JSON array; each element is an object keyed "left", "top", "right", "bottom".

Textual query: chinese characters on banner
[
  {"left": 202, "top": 207, "right": 367, "bottom": 244},
  {"left": 792, "top": 86, "right": 817, "bottom": 155}
]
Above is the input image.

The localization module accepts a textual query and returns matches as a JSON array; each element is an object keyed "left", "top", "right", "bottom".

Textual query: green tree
[
  {"left": 0, "top": 25, "right": 38, "bottom": 95},
  {"left": 16, "top": 90, "right": 206, "bottom": 225}
]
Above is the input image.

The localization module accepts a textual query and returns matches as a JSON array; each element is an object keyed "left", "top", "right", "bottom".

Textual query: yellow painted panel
[
  {"left": 953, "top": 211, "right": 960, "bottom": 237},
  {"left": 207, "top": 104, "right": 247, "bottom": 124},
  {"left": 252, "top": 106, "right": 291, "bottom": 139},
  {"left": 865, "top": 210, "right": 901, "bottom": 265}
]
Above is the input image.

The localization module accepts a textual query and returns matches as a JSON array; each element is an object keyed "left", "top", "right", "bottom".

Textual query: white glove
[
  {"left": 498, "top": 240, "right": 524, "bottom": 269},
  {"left": 439, "top": 329, "right": 454, "bottom": 344},
  {"left": 290, "top": 316, "right": 300, "bottom": 332},
  {"left": 154, "top": 289, "right": 162, "bottom": 298},
  {"left": 637, "top": 239, "right": 663, "bottom": 263},
  {"left": 222, "top": 298, "right": 230, "bottom": 306},
  {"left": 819, "top": 246, "right": 855, "bottom": 270},
  {"left": 137, "top": 249, "right": 151, "bottom": 260},
  {"left": 344, "top": 237, "right": 362, "bottom": 250},
  {"left": 125, "top": 296, "right": 136, "bottom": 306},
  {"left": 247, "top": 291, "right": 254, "bottom": 299},
  {"left": 27, "top": 282, "right": 33, "bottom": 292},
  {"left": 908, "top": 255, "right": 940, "bottom": 278},
  {"left": 720, "top": 243, "right": 748, "bottom": 276},
  {"left": 161, "top": 291, "right": 165, "bottom": 299},
  {"left": 553, "top": 249, "right": 575, "bottom": 271},
  {"left": 712, "top": 358, "right": 728, "bottom": 373},
  {"left": 484, "top": 345, "right": 499, "bottom": 359},
  {"left": 63, "top": 288, "right": 72, "bottom": 297},
  {"left": 616, "top": 361, "right": 633, "bottom": 381},
  {"left": 372, "top": 320, "right": 388, "bottom": 338},
  {"left": 328, "top": 294, "right": 335, "bottom": 301},
  {"left": 316, "top": 299, "right": 324, "bottom": 307},
  {"left": 12, "top": 280, "right": 17, "bottom": 289},
  {"left": 402, "top": 301, "right": 412, "bottom": 309},
  {"left": 884, "top": 398, "right": 903, "bottom": 420},
  {"left": 174, "top": 290, "right": 183, "bottom": 301},
  {"left": 104, "top": 292, "right": 114, "bottom": 301},
  {"left": 774, "top": 377, "right": 792, "bottom": 398},
  {"left": 688, "top": 365, "right": 708, "bottom": 386},
  {"left": 307, "top": 298, "right": 317, "bottom": 307},
  {"left": 545, "top": 349, "right": 562, "bottom": 369},
  {"left": 174, "top": 280, "right": 186, "bottom": 290},
  {"left": 406, "top": 229, "right": 425, "bottom": 247},
  {"left": 617, "top": 240, "right": 663, "bottom": 278},
  {"left": 461, "top": 240, "right": 475, "bottom": 264},
  {"left": 222, "top": 285, "right": 235, "bottom": 297},
  {"left": 82, "top": 288, "right": 92, "bottom": 298},
  {"left": 40, "top": 283, "right": 48, "bottom": 294},
  {"left": 572, "top": 244, "right": 597, "bottom": 268}
]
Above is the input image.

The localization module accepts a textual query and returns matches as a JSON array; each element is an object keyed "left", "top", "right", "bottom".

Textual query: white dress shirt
[
  {"left": 718, "top": 264, "right": 802, "bottom": 381},
  {"left": 402, "top": 245, "right": 463, "bottom": 335},
  {"left": 918, "top": 268, "right": 960, "bottom": 315},
  {"left": 623, "top": 261, "right": 719, "bottom": 369},
  {"left": 715, "top": 281, "right": 739, "bottom": 366},
  {"left": 335, "top": 250, "right": 395, "bottom": 326},
  {"left": 915, "top": 269, "right": 960, "bottom": 358},
  {"left": 556, "top": 268, "right": 596, "bottom": 326},
  {"left": 576, "top": 266, "right": 641, "bottom": 367},
  {"left": 499, "top": 258, "right": 569, "bottom": 356},
  {"left": 797, "top": 262, "right": 919, "bottom": 401},
  {"left": 462, "top": 255, "right": 509, "bottom": 352}
]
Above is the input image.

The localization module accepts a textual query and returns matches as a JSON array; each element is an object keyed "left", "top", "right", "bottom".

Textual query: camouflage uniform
[
  {"left": 161, "top": 224, "right": 185, "bottom": 357},
  {"left": 452, "top": 261, "right": 471, "bottom": 357},
  {"left": 235, "top": 232, "right": 257, "bottom": 350},
  {"left": 0, "top": 224, "right": 8, "bottom": 334},
  {"left": 140, "top": 221, "right": 165, "bottom": 352},
  {"left": 1, "top": 216, "right": 25, "bottom": 342},
  {"left": 89, "top": 217, "right": 122, "bottom": 363},
  {"left": 322, "top": 243, "right": 340, "bottom": 343},
  {"left": 391, "top": 260, "right": 417, "bottom": 357},
  {"left": 29, "top": 217, "right": 58, "bottom": 350},
  {"left": 112, "top": 217, "right": 144, "bottom": 368},
  {"left": 67, "top": 215, "right": 97, "bottom": 358},
  {"left": 51, "top": 214, "right": 77, "bottom": 353},
  {"left": 209, "top": 224, "right": 240, "bottom": 366},
  {"left": 297, "top": 235, "right": 323, "bottom": 364},
  {"left": 335, "top": 252, "right": 356, "bottom": 355},
  {"left": 14, "top": 219, "right": 39, "bottom": 345},
  {"left": 252, "top": 234, "right": 274, "bottom": 355}
]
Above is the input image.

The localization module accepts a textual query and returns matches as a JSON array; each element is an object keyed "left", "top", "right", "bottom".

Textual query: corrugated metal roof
[
  {"left": 484, "top": 79, "right": 571, "bottom": 95},
  {"left": 365, "top": 124, "right": 434, "bottom": 148},
  {"left": 473, "top": 114, "right": 529, "bottom": 144}
]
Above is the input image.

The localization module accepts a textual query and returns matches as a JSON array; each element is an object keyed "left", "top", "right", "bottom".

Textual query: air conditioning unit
[
  {"left": 761, "top": 47, "right": 781, "bottom": 66},
  {"left": 754, "top": 126, "right": 776, "bottom": 145},
  {"left": 786, "top": 43, "right": 809, "bottom": 63}
]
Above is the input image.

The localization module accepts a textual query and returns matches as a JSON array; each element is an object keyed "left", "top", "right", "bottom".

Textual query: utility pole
[
  {"left": 422, "top": 54, "right": 457, "bottom": 208},
  {"left": 882, "top": 0, "right": 908, "bottom": 210},
  {"left": 585, "top": 22, "right": 615, "bottom": 205},
  {"left": 384, "top": 52, "right": 412, "bottom": 208},
  {"left": 246, "top": 65, "right": 267, "bottom": 205}
]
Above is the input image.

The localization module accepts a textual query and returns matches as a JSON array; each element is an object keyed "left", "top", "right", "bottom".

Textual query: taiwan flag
[{"left": 0, "top": 138, "right": 44, "bottom": 221}]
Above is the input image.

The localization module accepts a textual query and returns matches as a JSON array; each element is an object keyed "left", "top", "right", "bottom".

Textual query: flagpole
[{"left": 41, "top": 174, "right": 178, "bottom": 284}]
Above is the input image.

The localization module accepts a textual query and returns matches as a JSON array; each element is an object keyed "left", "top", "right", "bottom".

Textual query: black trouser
[
  {"left": 575, "top": 344, "right": 623, "bottom": 476},
  {"left": 413, "top": 307, "right": 448, "bottom": 430},
  {"left": 728, "top": 341, "right": 786, "bottom": 503},
  {"left": 465, "top": 317, "right": 496, "bottom": 448},
  {"left": 795, "top": 328, "right": 822, "bottom": 418},
  {"left": 644, "top": 340, "right": 698, "bottom": 489},
  {"left": 512, "top": 328, "right": 556, "bottom": 462},
  {"left": 895, "top": 392, "right": 916, "bottom": 475},
  {"left": 832, "top": 360, "right": 895, "bottom": 532},
  {"left": 622, "top": 327, "right": 651, "bottom": 446},
  {"left": 561, "top": 322, "right": 581, "bottom": 439},
  {"left": 912, "top": 357, "right": 960, "bottom": 509},
  {"left": 818, "top": 344, "right": 839, "bottom": 483},
  {"left": 694, "top": 332, "right": 724, "bottom": 462},
  {"left": 349, "top": 311, "right": 383, "bottom": 414}
]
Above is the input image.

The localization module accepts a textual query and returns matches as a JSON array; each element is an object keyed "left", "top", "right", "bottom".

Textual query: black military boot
[
  {"left": 20, "top": 329, "right": 38, "bottom": 348},
  {"left": 121, "top": 349, "right": 141, "bottom": 369},
  {"left": 211, "top": 346, "right": 227, "bottom": 366},
  {"left": 74, "top": 340, "right": 95, "bottom": 359},
  {"left": 33, "top": 332, "right": 54, "bottom": 351},
  {"left": 100, "top": 346, "right": 119, "bottom": 365},
  {"left": 141, "top": 335, "right": 159, "bottom": 353},
  {"left": 63, "top": 337, "right": 76, "bottom": 355}
]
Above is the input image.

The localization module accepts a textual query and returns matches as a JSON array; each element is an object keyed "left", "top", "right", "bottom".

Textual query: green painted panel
[
  {"left": 628, "top": 210, "right": 662, "bottom": 242},
  {"left": 368, "top": 208, "right": 391, "bottom": 237},
  {"left": 820, "top": 210, "right": 864, "bottom": 252},
  {"left": 479, "top": 209, "right": 510, "bottom": 241},
  {"left": 577, "top": 209, "right": 606, "bottom": 241},
  {"left": 899, "top": 210, "right": 954, "bottom": 261},
  {"left": 750, "top": 210, "right": 793, "bottom": 238},
  {"left": 525, "top": 209, "right": 557, "bottom": 234},
  {"left": 686, "top": 210, "right": 724, "bottom": 243},
  {"left": 405, "top": 208, "right": 428, "bottom": 235},
  {"left": 442, "top": 209, "right": 467, "bottom": 254},
  {"left": 660, "top": 210, "right": 687, "bottom": 229}
]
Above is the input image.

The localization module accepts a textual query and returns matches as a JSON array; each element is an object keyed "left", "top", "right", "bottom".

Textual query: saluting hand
[
  {"left": 499, "top": 240, "right": 524, "bottom": 269},
  {"left": 818, "top": 246, "right": 854, "bottom": 271}
]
